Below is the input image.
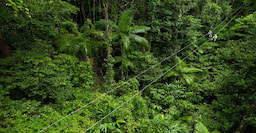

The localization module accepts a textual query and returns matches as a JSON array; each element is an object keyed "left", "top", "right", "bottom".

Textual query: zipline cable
[
  {"left": 84, "top": 7, "right": 243, "bottom": 132},
  {"left": 38, "top": 5, "right": 243, "bottom": 133}
]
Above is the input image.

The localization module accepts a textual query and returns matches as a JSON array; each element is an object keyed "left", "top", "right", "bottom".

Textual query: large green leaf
[
  {"left": 183, "top": 74, "right": 195, "bottom": 85},
  {"left": 111, "top": 33, "right": 120, "bottom": 42},
  {"left": 121, "top": 34, "right": 130, "bottom": 49},
  {"left": 113, "top": 56, "right": 122, "bottom": 64},
  {"left": 195, "top": 122, "right": 210, "bottom": 133},
  {"left": 182, "top": 67, "right": 203, "bottom": 73},
  {"left": 130, "top": 26, "right": 150, "bottom": 34},
  {"left": 165, "top": 71, "right": 179, "bottom": 78},
  {"left": 175, "top": 57, "right": 186, "bottom": 71},
  {"left": 167, "top": 56, "right": 203, "bottom": 85},
  {"left": 129, "top": 34, "right": 150, "bottom": 48},
  {"left": 118, "top": 9, "right": 133, "bottom": 31}
]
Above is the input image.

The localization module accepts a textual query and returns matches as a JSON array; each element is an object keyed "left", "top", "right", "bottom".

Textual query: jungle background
[{"left": 0, "top": 0, "right": 256, "bottom": 132}]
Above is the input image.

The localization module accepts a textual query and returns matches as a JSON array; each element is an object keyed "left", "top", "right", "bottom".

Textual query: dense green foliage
[{"left": 0, "top": 0, "right": 256, "bottom": 132}]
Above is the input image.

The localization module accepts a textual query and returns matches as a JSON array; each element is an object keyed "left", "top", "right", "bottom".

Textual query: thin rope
[
  {"left": 38, "top": 5, "right": 243, "bottom": 133},
  {"left": 84, "top": 7, "right": 244, "bottom": 132}
]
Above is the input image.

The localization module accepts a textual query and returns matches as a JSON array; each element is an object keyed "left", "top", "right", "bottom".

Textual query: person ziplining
[
  {"left": 212, "top": 34, "right": 218, "bottom": 41},
  {"left": 208, "top": 30, "right": 217, "bottom": 41},
  {"left": 208, "top": 30, "right": 212, "bottom": 37}
]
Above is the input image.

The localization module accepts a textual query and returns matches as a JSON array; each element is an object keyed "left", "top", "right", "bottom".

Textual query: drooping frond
[
  {"left": 111, "top": 33, "right": 120, "bottom": 42},
  {"left": 165, "top": 71, "right": 179, "bottom": 78},
  {"left": 182, "top": 67, "right": 203, "bottom": 73},
  {"left": 129, "top": 34, "right": 150, "bottom": 48},
  {"left": 121, "top": 34, "right": 130, "bottom": 50},
  {"left": 183, "top": 74, "right": 195, "bottom": 85},
  {"left": 130, "top": 26, "right": 150, "bottom": 34}
]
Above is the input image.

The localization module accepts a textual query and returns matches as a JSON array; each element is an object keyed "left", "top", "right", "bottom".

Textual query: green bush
[{"left": 0, "top": 49, "right": 94, "bottom": 104}]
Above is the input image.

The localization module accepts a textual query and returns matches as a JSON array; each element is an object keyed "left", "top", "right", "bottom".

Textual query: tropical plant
[
  {"left": 165, "top": 56, "right": 203, "bottom": 85},
  {"left": 99, "top": 119, "right": 125, "bottom": 133},
  {"left": 55, "top": 19, "right": 105, "bottom": 65},
  {"left": 111, "top": 9, "right": 150, "bottom": 80}
]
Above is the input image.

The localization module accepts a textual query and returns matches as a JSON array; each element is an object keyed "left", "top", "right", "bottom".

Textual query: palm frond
[
  {"left": 113, "top": 56, "right": 122, "bottom": 64},
  {"left": 121, "top": 34, "right": 130, "bottom": 49},
  {"left": 183, "top": 74, "right": 195, "bottom": 85},
  {"left": 175, "top": 57, "right": 184, "bottom": 71},
  {"left": 129, "top": 34, "right": 150, "bottom": 48},
  {"left": 165, "top": 71, "right": 179, "bottom": 78},
  {"left": 111, "top": 33, "right": 120, "bottom": 42},
  {"left": 118, "top": 9, "right": 133, "bottom": 31},
  {"left": 130, "top": 26, "right": 150, "bottom": 34},
  {"left": 195, "top": 122, "right": 210, "bottom": 133},
  {"left": 182, "top": 67, "right": 203, "bottom": 73}
]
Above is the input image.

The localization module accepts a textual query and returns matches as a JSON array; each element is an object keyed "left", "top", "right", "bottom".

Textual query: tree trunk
[
  {"left": 81, "top": 1, "right": 86, "bottom": 24},
  {"left": 104, "top": 0, "right": 112, "bottom": 84},
  {"left": 173, "top": 14, "right": 179, "bottom": 62},
  {"left": 174, "top": 31, "right": 179, "bottom": 61},
  {"left": 93, "top": 0, "right": 96, "bottom": 24},
  {"left": 88, "top": 0, "right": 91, "bottom": 21},
  {"left": 84, "top": 45, "right": 94, "bottom": 66},
  {"left": 0, "top": 32, "right": 11, "bottom": 57},
  {"left": 142, "top": 46, "right": 145, "bottom": 54},
  {"left": 121, "top": 45, "right": 124, "bottom": 80},
  {"left": 235, "top": 101, "right": 256, "bottom": 133},
  {"left": 142, "top": 34, "right": 147, "bottom": 54},
  {"left": 81, "top": 2, "right": 92, "bottom": 65}
]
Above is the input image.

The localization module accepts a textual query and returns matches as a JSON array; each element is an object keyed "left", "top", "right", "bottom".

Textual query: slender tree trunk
[
  {"left": 173, "top": 14, "right": 179, "bottom": 62},
  {"left": 99, "top": 0, "right": 102, "bottom": 19},
  {"left": 142, "top": 34, "right": 147, "bottom": 54},
  {"left": 235, "top": 101, "right": 256, "bottom": 133},
  {"left": 142, "top": 47, "right": 145, "bottom": 54},
  {"left": 104, "top": 0, "right": 112, "bottom": 84},
  {"left": 93, "top": 0, "right": 96, "bottom": 24},
  {"left": 84, "top": 45, "right": 93, "bottom": 65},
  {"left": 121, "top": 44, "right": 124, "bottom": 80},
  {"left": 0, "top": 32, "right": 11, "bottom": 56},
  {"left": 105, "top": 1, "right": 110, "bottom": 63},
  {"left": 174, "top": 30, "right": 179, "bottom": 61},
  {"left": 81, "top": 1, "right": 86, "bottom": 23}
]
